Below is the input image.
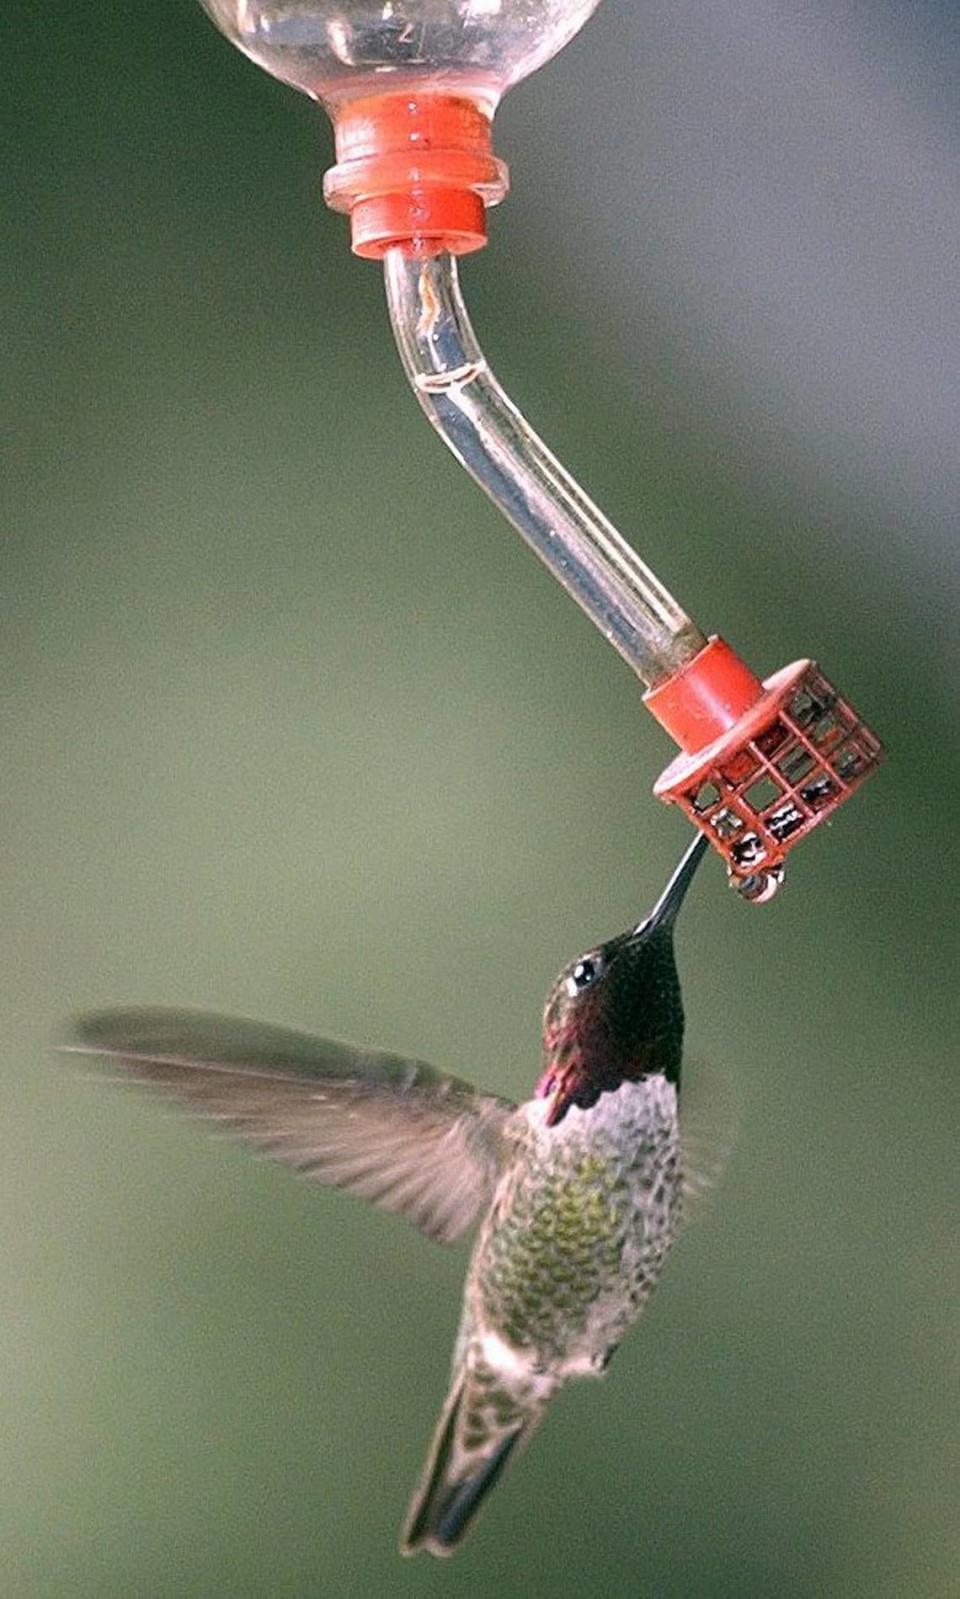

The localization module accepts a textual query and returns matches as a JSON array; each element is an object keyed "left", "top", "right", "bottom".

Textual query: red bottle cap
[
  {"left": 644, "top": 636, "right": 764, "bottom": 754},
  {"left": 324, "top": 92, "right": 508, "bottom": 259}
]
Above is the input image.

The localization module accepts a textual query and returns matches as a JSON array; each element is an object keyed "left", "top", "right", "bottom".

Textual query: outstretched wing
[{"left": 62, "top": 1009, "right": 515, "bottom": 1244}]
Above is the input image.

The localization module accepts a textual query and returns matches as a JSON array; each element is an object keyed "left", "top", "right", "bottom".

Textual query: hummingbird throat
[
  {"left": 535, "top": 1045, "right": 677, "bottom": 1128},
  {"left": 536, "top": 948, "right": 685, "bottom": 1128},
  {"left": 536, "top": 1050, "right": 599, "bottom": 1127}
]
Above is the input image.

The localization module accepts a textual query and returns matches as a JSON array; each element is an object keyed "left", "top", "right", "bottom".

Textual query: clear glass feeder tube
[{"left": 384, "top": 250, "right": 706, "bottom": 688}]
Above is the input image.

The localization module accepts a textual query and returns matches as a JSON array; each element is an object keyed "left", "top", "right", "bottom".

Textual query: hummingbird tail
[{"left": 401, "top": 1366, "right": 545, "bottom": 1558}]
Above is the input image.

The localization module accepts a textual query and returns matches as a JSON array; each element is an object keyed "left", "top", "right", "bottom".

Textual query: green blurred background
[{"left": 4, "top": 2, "right": 958, "bottom": 1595}]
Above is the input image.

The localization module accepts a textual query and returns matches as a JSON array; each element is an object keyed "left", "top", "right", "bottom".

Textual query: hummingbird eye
[{"left": 565, "top": 954, "right": 605, "bottom": 998}]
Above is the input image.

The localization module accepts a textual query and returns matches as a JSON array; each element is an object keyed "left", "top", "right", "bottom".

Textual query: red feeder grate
[{"left": 646, "top": 641, "right": 884, "bottom": 890}]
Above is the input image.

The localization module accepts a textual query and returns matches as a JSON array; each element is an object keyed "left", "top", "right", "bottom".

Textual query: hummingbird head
[{"left": 536, "top": 835, "right": 708, "bottom": 1127}]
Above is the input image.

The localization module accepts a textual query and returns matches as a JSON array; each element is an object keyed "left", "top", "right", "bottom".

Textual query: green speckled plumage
[
  {"left": 475, "top": 1081, "right": 680, "bottom": 1359},
  {"left": 400, "top": 1073, "right": 686, "bottom": 1558}
]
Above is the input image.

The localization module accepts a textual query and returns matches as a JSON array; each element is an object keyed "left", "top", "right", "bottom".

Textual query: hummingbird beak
[{"left": 631, "top": 833, "right": 709, "bottom": 940}]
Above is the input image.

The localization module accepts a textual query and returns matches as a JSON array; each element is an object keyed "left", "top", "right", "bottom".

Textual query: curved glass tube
[{"left": 383, "top": 250, "right": 706, "bottom": 687}]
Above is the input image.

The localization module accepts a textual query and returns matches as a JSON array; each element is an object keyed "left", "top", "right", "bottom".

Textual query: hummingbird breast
[{"left": 471, "top": 1077, "right": 682, "bottom": 1376}]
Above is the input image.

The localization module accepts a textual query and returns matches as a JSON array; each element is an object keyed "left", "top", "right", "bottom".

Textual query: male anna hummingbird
[{"left": 64, "top": 832, "right": 712, "bottom": 1557}]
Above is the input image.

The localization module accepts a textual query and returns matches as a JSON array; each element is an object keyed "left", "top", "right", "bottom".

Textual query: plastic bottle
[
  {"left": 199, "top": 0, "right": 603, "bottom": 111},
  {"left": 200, "top": 0, "right": 602, "bottom": 256}
]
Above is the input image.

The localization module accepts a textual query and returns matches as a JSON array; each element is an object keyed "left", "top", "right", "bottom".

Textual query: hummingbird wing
[
  {"left": 62, "top": 1008, "right": 515, "bottom": 1244},
  {"left": 678, "top": 1053, "right": 739, "bottom": 1220}
]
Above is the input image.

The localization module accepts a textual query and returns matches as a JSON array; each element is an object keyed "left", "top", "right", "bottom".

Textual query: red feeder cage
[{"left": 645, "top": 638, "right": 884, "bottom": 894}]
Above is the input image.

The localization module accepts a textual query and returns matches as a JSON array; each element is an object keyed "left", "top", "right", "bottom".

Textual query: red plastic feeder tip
[
  {"left": 644, "top": 638, "right": 884, "bottom": 883},
  {"left": 323, "top": 92, "right": 509, "bottom": 259}
]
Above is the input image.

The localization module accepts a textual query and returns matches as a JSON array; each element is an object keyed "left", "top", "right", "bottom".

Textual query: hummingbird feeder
[{"left": 197, "top": 0, "right": 884, "bottom": 899}]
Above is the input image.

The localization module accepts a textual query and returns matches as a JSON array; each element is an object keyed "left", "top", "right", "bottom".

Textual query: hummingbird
[{"left": 63, "top": 832, "right": 713, "bottom": 1557}]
